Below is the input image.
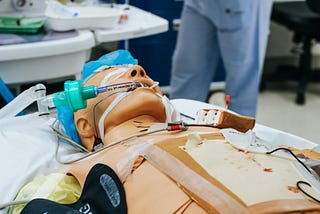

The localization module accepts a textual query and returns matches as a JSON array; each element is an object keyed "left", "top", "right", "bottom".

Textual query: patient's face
[{"left": 74, "top": 65, "right": 167, "bottom": 149}]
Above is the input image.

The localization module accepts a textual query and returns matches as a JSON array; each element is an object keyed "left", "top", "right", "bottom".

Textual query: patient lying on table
[{"left": 10, "top": 50, "right": 320, "bottom": 213}]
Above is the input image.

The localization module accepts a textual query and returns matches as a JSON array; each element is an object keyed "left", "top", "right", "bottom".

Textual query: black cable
[
  {"left": 267, "top": 148, "right": 320, "bottom": 203},
  {"left": 266, "top": 147, "right": 311, "bottom": 173},
  {"left": 180, "top": 113, "right": 195, "bottom": 120},
  {"left": 296, "top": 181, "right": 320, "bottom": 203}
]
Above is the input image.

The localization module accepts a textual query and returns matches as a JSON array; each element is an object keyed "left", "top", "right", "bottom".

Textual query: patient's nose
[{"left": 127, "top": 66, "right": 146, "bottom": 78}]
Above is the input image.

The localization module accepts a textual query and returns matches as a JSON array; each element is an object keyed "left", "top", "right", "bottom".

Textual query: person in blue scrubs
[{"left": 170, "top": 0, "right": 273, "bottom": 117}]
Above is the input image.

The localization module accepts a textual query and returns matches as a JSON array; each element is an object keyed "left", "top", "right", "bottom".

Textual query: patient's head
[{"left": 74, "top": 65, "right": 171, "bottom": 150}]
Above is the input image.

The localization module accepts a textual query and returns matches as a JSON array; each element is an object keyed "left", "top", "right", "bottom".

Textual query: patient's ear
[{"left": 75, "top": 117, "right": 95, "bottom": 151}]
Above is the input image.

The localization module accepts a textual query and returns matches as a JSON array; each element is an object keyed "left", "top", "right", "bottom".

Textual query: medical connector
[
  {"left": 167, "top": 121, "right": 188, "bottom": 131},
  {"left": 52, "top": 80, "right": 97, "bottom": 112}
]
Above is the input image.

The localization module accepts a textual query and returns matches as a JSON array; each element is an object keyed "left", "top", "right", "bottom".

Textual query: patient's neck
[{"left": 103, "top": 115, "right": 162, "bottom": 145}]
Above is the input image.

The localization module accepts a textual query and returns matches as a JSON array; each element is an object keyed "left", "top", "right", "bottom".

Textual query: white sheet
[{"left": 0, "top": 113, "right": 79, "bottom": 214}]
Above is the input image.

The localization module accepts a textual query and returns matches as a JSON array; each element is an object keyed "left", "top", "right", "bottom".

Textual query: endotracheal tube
[
  {"left": 37, "top": 80, "right": 142, "bottom": 115},
  {"left": 96, "top": 82, "right": 142, "bottom": 94}
]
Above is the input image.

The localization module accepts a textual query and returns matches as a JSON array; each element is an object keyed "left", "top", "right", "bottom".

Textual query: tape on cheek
[
  {"left": 100, "top": 67, "right": 132, "bottom": 86},
  {"left": 98, "top": 92, "right": 132, "bottom": 142}
]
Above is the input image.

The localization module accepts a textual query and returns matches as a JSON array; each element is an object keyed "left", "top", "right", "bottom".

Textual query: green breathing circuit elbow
[{"left": 52, "top": 80, "right": 97, "bottom": 112}]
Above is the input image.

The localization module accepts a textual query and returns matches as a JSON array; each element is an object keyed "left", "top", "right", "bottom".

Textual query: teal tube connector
[{"left": 53, "top": 80, "right": 97, "bottom": 112}]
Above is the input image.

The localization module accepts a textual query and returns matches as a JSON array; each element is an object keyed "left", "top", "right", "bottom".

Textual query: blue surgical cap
[
  {"left": 58, "top": 49, "right": 138, "bottom": 146},
  {"left": 82, "top": 49, "right": 138, "bottom": 82}
]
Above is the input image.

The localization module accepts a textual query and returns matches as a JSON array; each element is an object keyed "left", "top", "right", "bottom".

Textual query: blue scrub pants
[{"left": 170, "top": 0, "right": 273, "bottom": 117}]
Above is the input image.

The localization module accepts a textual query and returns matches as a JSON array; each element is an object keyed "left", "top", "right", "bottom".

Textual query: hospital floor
[{"left": 209, "top": 81, "right": 320, "bottom": 145}]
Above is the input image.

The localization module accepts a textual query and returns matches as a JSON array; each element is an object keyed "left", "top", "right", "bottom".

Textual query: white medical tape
[
  {"left": 83, "top": 65, "right": 110, "bottom": 84},
  {"left": 116, "top": 138, "right": 155, "bottom": 182},
  {"left": 195, "top": 109, "right": 221, "bottom": 125},
  {"left": 100, "top": 66, "right": 134, "bottom": 86},
  {"left": 195, "top": 110, "right": 207, "bottom": 124},
  {"left": 162, "top": 95, "right": 181, "bottom": 123},
  {"left": 205, "top": 110, "right": 221, "bottom": 125},
  {"left": 98, "top": 92, "right": 132, "bottom": 142}
]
